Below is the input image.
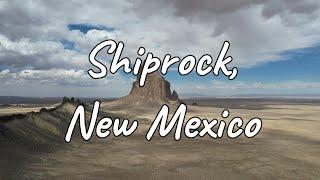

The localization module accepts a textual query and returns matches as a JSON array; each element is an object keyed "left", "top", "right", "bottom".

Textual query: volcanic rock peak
[{"left": 121, "top": 71, "right": 180, "bottom": 104}]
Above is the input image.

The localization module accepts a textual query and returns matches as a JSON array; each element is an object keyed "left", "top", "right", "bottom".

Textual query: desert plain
[{"left": 0, "top": 98, "right": 319, "bottom": 179}]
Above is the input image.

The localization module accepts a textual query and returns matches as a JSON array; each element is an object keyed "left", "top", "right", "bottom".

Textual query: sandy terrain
[
  {"left": 0, "top": 104, "right": 59, "bottom": 116},
  {"left": 0, "top": 99, "right": 320, "bottom": 179}
]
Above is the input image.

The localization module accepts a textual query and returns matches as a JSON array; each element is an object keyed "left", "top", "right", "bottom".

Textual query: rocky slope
[{"left": 0, "top": 102, "right": 78, "bottom": 149}]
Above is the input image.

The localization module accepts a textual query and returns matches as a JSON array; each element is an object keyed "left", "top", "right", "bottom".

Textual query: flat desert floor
[
  {"left": 0, "top": 104, "right": 58, "bottom": 116},
  {"left": 1, "top": 99, "right": 320, "bottom": 179}
]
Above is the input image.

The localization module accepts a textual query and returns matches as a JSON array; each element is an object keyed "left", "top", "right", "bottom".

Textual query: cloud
[
  {"left": 169, "top": 0, "right": 320, "bottom": 17},
  {"left": 0, "top": 68, "right": 132, "bottom": 97},
  {"left": 0, "top": 68, "right": 123, "bottom": 87},
  {"left": 173, "top": 80, "right": 320, "bottom": 97},
  {"left": 0, "top": 69, "right": 10, "bottom": 77},
  {"left": 0, "top": 29, "right": 115, "bottom": 70},
  {"left": 0, "top": 0, "right": 320, "bottom": 96},
  {"left": 1, "top": 0, "right": 320, "bottom": 68},
  {"left": 131, "top": 0, "right": 320, "bottom": 66},
  {"left": 211, "top": 80, "right": 320, "bottom": 90}
]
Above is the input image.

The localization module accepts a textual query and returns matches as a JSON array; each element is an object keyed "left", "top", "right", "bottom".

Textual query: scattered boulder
[
  {"left": 62, "top": 97, "right": 69, "bottom": 103},
  {"left": 62, "top": 97, "right": 84, "bottom": 106}
]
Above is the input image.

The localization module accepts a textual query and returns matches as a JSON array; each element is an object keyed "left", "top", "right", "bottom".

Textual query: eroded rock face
[{"left": 121, "top": 71, "right": 180, "bottom": 104}]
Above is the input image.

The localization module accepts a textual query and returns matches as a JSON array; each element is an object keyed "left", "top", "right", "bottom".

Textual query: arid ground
[{"left": 0, "top": 98, "right": 319, "bottom": 179}]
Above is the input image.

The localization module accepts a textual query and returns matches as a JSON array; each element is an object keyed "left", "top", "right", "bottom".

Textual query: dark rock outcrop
[
  {"left": 119, "top": 71, "right": 180, "bottom": 104},
  {"left": 171, "top": 90, "right": 179, "bottom": 101}
]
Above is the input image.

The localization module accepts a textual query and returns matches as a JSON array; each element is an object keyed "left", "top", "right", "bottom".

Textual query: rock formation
[{"left": 119, "top": 71, "right": 180, "bottom": 104}]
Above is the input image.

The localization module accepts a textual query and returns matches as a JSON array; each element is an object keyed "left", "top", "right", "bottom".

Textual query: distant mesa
[{"left": 118, "top": 71, "right": 180, "bottom": 105}]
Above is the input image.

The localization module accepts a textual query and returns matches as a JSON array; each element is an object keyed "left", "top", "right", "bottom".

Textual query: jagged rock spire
[{"left": 120, "top": 71, "right": 180, "bottom": 104}]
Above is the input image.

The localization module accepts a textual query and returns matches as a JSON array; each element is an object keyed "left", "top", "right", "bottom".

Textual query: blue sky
[
  {"left": 239, "top": 45, "right": 320, "bottom": 82},
  {"left": 170, "top": 44, "right": 320, "bottom": 82},
  {"left": 165, "top": 44, "right": 320, "bottom": 96},
  {"left": 0, "top": 0, "right": 320, "bottom": 97},
  {"left": 68, "top": 23, "right": 116, "bottom": 33}
]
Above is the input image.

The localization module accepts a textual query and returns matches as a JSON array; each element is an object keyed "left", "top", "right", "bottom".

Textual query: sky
[{"left": 0, "top": 0, "right": 320, "bottom": 97}]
